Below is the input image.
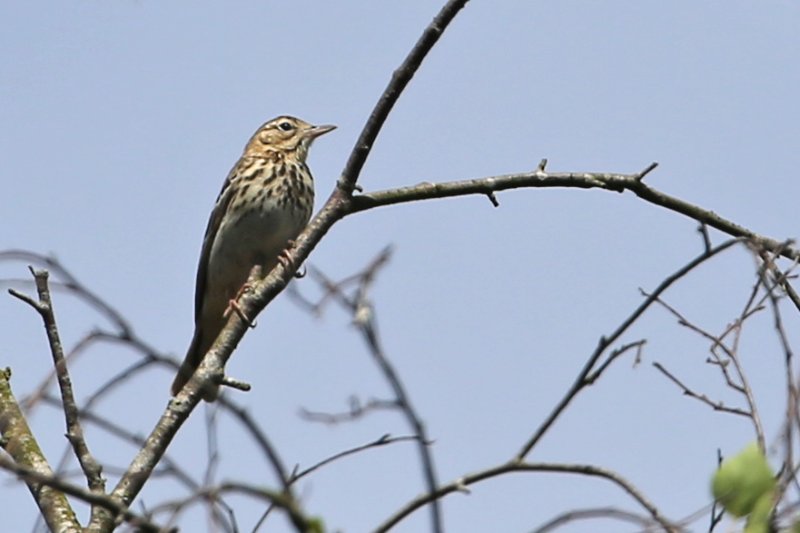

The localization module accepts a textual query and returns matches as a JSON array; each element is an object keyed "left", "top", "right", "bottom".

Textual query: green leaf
[
  {"left": 711, "top": 443, "right": 775, "bottom": 518},
  {"left": 744, "top": 492, "right": 774, "bottom": 533}
]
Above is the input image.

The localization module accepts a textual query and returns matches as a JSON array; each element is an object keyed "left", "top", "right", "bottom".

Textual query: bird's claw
[{"left": 223, "top": 284, "right": 257, "bottom": 328}]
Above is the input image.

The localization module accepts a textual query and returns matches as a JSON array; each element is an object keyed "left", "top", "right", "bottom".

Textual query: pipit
[{"left": 171, "top": 116, "right": 335, "bottom": 401}]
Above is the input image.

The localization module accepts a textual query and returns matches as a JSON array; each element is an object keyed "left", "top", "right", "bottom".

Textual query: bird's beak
[{"left": 308, "top": 124, "right": 337, "bottom": 138}]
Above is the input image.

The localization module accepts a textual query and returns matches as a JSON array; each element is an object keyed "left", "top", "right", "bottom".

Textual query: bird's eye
[{"left": 278, "top": 121, "right": 294, "bottom": 132}]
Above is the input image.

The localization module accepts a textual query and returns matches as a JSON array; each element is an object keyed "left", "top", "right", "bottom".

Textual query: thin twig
[
  {"left": 0, "top": 250, "right": 135, "bottom": 338},
  {"left": 338, "top": 0, "right": 471, "bottom": 194},
  {"left": 646, "top": 283, "right": 767, "bottom": 447},
  {"left": 216, "top": 396, "right": 293, "bottom": 491},
  {"left": 290, "top": 434, "right": 417, "bottom": 482},
  {"left": 532, "top": 506, "right": 656, "bottom": 533},
  {"left": 652, "top": 362, "right": 750, "bottom": 417},
  {"left": 758, "top": 249, "right": 800, "bottom": 500},
  {"left": 709, "top": 449, "right": 725, "bottom": 532},
  {"left": 516, "top": 238, "right": 743, "bottom": 459},
  {"left": 697, "top": 223, "right": 712, "bottom": 253},
  {"left": 374, "top": 461, "right": 679, "bottom": 533},
  {"left": 359, "top": 314, "right": 442, "bottom": 530},
  {"left": 296, "top": 247, "right": 445, "bottom": 530},
  {"left": 299, "top": 397, "right": 399, "bottom": 424},
  {"left": 37, "top": 394, "right": 201, "bottom": 492},
  {"left": 153, "top": 482, "right": 316, "bottom": 533},
  {"left": 10, "top": 269, "right": 106, "bottom": 518}
]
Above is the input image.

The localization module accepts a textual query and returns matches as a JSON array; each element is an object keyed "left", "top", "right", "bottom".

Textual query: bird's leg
[
  {"left": 223, "top": 289, "right": 256, "bottom": 328},
  {"left": 278, "top": 240, "right": 306, "bottom": 278},
  {"left": 222, "top": 266, "right": 262, "bottom": 328},
  {"left": 278, "top": 240, "right": 296, "bottom": 270}
]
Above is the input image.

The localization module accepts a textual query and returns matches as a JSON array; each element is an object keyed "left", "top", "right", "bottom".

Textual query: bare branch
[
  {"left": 216, "top": 396, "right": 292, "bottom": 490},
  {"left": 516, "top": 238, "right": 744, "bottom": 459},
  {"left": 153, "top": 482, "right": 319, "bottom": 533},
  {"left": 647, "top": 281, "right": 767, "bottom": 448},
  {"left": 586, "top": 340, "right": 647, "bottom": 383},
  {"left": 652, "top": 362, "right": 751, "bottom": 417},
  {"left": 1, "top": 250, "right": 135, "bottom": 338},
  {"left": 756, "top": 248, "right": 800, "bottom": 500},
  {"left": 0, "top": 454, "right": 172, "bottom": 532},
  {"left": 290, "top": 434, "right": 418, "bottom": 483},
  {"left": 37, "top": 394, "right": 201, "bottom": 492},
  {"left": 709, "top": 449, "right": 725, "bottom": 532},
  {"left": 299, "top": 397, "right": 399, "bottom": 424},
  {"left": 375, "top": 461, "right": 679, "bottom": 533},
  {"left": 337, "top": 0, "right": 471, "bottom": 194},
  {"left": 357, "top": 313, "right": 442, "bottom": 528},
  {"left": 350, "top": 171, "right": 799, "bottom": 263},
  {"left": 0, "top": 369, "right": 81, "bottom": 531},
  {"left": 635, "top": 161, "right": 659, "bottom": 181},
  {"left": 292, "top": 247, "right": 444, "bottom": 530},
  {"left": 697, "top": 223, "right": 712, "bottom": 253},
  {"left": 532, "top": 506, "right": 657, "bottom": 532},
  {"left": 9, "top": 268, "right": 106, "bottom": 521}
]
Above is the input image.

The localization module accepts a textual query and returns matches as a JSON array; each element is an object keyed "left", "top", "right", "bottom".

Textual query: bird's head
[{"left": 244, "top": 116, "right": 336, "bottom": 161}]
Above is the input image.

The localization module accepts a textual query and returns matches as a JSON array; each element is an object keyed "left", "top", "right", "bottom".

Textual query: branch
[
  {"left": 357, "top": 312, "right": 442, "bottom": 531},
  {"left": 290, "top": 434, "right": 417, "bottom": 483},
  {"left": 648, "top": 285, "right": 766, "bottom": 448},
  {"left": 37, "top": 393, "right": 201, "bottom": 493},
  {"left": 532, "top": 506, "right": 657, "bottom": 532},
  {"left": 154, "top": 482, "right": 320, "bottom": 533},
  {"left": 0, "top": 455, "right": 167, "bottom": 533},
  {"left": 292, "top": 248, "right": 444, "bottom": 529},
  {"left": 652, "top": 362, "right": 751, "bottom": 417},
  {"left": 0, "top": 250, "right": 135, "bottom": 338},
  {"left": 9, "top": 268, "right": 106, "bottom": 520},
  {"left": 350, "top": 167, "right": 800, "bottom": 263},
  {"left": 516, "top": 238, "right": 743, "bottom": 459},
  {"left": 299, "top": 397, "right": 399, "bottom": 424},
  {"left": 338, "top": 0, "right": 471, "bottom": 193},
  {"left": 216, "top": 396, "right": 292, "bottom": 490},
  {"left": 757, "top": 248, "right": 800, "bottom": 499},
  {"left": 374, "top": 461, "right": 679, "bottom": 533},
  {"left": 0, "top": 368, "right": 81, "bottom": 532}
]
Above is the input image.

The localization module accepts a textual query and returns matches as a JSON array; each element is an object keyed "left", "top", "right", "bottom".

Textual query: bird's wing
[{"left": 193, "top": 160, "right": 242, "bottom": 322}]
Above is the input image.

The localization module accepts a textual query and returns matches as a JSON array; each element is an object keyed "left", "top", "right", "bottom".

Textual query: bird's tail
[{"left": 171, "top": 330, "right": 220, "bottom": 401}]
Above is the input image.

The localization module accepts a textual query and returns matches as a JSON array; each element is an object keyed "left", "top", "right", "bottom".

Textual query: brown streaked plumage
[{"left": 171, "top": 116, "right": 335, "bottom": 401}]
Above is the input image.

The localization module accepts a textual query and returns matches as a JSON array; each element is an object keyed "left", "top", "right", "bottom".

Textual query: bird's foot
[
  {"left": 223, "top": 283, "right": 257, "bottom": 328},
  {"left": 278, "top": 240, "right": 306, "bottom": 278}
]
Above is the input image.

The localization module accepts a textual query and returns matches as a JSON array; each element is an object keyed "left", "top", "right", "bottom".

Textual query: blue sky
[{"left": 2, "top": 2, "right": 800, "bottom": 532}]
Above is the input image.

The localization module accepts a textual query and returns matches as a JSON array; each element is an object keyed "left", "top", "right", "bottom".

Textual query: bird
[{"left": 171, "top": 115, "right": 336, "bottom": 401}]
